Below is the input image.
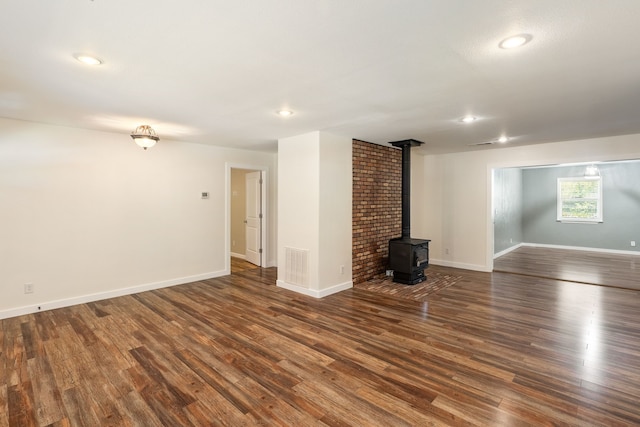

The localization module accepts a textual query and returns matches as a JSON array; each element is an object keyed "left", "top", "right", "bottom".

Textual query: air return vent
[
  {"left": 284, "top": 247, "right": 309, "bottom": 288},
  {"left": 467, "top": 141, "right": 495, "bottom": 146}
]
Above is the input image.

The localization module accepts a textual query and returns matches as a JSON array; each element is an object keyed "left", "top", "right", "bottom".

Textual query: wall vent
[
  {"left": 284, "top": 247, "right": 309, "bottom": 288},
  {"left": 467, "top": 141, "right": 495, "bottom": 146}
]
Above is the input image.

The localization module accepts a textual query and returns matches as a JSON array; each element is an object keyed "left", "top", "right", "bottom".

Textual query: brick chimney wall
[{"left": 352, "top": 140, "right": 402, "bottom": 284}]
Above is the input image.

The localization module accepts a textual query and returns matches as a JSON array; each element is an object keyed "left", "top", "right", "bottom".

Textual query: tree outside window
[{"left": 557, "top": 177, "right": 603, "bottom": 222}]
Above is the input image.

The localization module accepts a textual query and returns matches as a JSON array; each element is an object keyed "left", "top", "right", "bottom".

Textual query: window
[{"left": 557, "top": 177, "right": 602, "bottom": 222}]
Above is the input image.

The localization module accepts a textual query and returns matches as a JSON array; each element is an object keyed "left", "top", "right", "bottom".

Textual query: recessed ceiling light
[
  {"left": 498, "top": 135, "right": 509, "bottom": 143},
  {"left": 73, "top": 53, "right": 103, "bottom": 65},
  {"left": 499, "top": 34, "right": 532, "bottom": 49},
  {"left": 277, "top": 110, "right": 294, "bottom": 117},
  {"left": 460, "top": 115, "right": 476, "bottom": 123}
]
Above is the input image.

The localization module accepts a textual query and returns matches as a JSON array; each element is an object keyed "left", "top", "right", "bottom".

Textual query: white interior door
[{"left": 245, "top": 171, "right": 262, "bottom": 266}]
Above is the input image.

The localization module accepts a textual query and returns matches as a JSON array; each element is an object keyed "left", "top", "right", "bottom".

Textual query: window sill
[{"left": 557, "top": 220, "right": 603, "bottom": 224}]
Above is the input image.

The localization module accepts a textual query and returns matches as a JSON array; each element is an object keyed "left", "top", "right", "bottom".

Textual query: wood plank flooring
[
  {"left": 2, "top": 264, "right": 640, "bottom": 426},
  {"left": 494, "top": 246, "right": 640, "bottom": 290},
  {"left": 230, "top": 257, "right": 259, "bottom": 273}
]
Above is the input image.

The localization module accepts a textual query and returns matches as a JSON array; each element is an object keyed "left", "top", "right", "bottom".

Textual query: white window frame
[{"left": 557, "top": 177, "right": 603, "bottom": 223}]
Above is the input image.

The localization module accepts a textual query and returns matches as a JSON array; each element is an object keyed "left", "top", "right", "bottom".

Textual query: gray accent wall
[
  {"left": 522, "top": 161, "right": 640, "bottom": 252},
  {"left": 493, "top": 168, "right": 523, "bottom": 254}
]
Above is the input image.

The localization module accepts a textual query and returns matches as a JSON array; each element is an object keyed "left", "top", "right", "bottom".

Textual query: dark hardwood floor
[
  {"left": 2, "top": 263, "right": 640, "bottom": 426},
  {"left": 494, "top": 246, "right": 640, "bottom": 290}
]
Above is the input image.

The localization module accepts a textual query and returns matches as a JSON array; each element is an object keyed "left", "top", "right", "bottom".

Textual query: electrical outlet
[
  {"left": 340, "top": 265, "right": 345, "bottom": 274},
  {"left": 632, "top": 241, "right": 636, "bottom": 247},
  {"left": 24, "top": 283, "right": 34, "bottom": 294},
  {"left": 445, "top": 248, "right": 450, "bottom": 255}
]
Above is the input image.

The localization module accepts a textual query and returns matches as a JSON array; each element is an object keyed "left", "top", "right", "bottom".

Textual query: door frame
[{"left": 225, "top": 163, "right": 269, "bottom": 274}]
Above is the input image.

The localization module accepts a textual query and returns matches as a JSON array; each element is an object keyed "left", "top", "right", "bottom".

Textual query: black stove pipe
[{"left": 389, "top": 139, "right": 424, "bottom": 239}]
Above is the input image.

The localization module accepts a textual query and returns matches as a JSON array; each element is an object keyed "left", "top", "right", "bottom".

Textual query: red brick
[{"left": 352, "top": 139, "right": 401, "bottom": 284}]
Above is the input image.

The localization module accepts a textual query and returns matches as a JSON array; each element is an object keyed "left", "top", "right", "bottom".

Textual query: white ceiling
[{"left": 2, "top": 0, "right": 640, "bottom": 154}]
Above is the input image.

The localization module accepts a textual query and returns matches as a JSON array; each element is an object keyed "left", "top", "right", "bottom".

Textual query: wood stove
[{"left": 388, "top": 139, "right": 431, "bottom": 285}]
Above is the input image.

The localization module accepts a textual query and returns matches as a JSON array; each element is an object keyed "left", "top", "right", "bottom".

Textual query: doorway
[
  {"left": 491, "top": 160, "right": 640, "bottom": 287},
  {"left": 230, "top": 167, "right": 266, "bottom": 269}
]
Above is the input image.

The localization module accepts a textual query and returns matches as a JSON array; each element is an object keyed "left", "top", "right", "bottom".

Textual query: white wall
[
  {"left": 318, "top": 132, "right": 352, "bottom": 290},
  {"left": 414, "top": 133, "right": 640, "bottom": 272},
  {"left": 277, "top": 131, "right": 352, "bottom": 297},
  {"left": 0, "top": 118, "right": 276, "bottom": 318},
  {"left": 277, "top": 131, "right": 321, "bottom": 289}
]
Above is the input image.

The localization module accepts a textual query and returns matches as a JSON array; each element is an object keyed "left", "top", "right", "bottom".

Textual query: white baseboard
[
  {"left": 429, "top": 259, "right": 492, "bottom": 273},
  {"left": 230, "top": 252, "right": 246, "bottom": 260},
  {"left": 522, "top": 243, "right": 640, "bottom": 256},
  {"left": 494, "top": 243, "right": 524, "bottom": 259},
  {"left": 0, "top": 269, "right": 228, "bottom": 320},
  {"left": 276, "top": 280, "right": 353, "bottom": 298}
]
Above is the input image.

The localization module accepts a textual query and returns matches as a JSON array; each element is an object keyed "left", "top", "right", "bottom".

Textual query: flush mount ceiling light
[
  {"left": 73, "top": 53, "right": 103, "bottom": 65},
  {"left": 277, "top": 109, "right": 294, "bottom": 117},
  {"left": 499, "top": 34, "right": 532, "bottom": 49},
  {"left": 584, "top": 164, "right": 600, "bottom": 177},
  {"left": 460, "top": 115, "right": 477, "bottom": 123},
  {"left": 130, "top": 125, "right": 159, "bottom": 150},
  {"left": 498, "top": 135, "right": 509, "bottom": 143}
]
